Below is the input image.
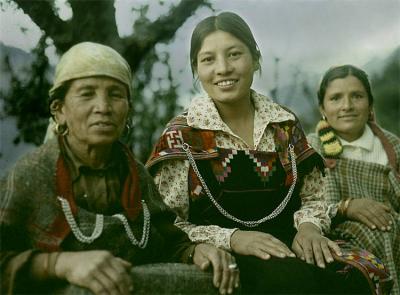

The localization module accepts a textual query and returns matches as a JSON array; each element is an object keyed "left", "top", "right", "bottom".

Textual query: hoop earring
[
  {"left": 316, "top": 116, "right": 342, "bottom": 158},
  {"left": 368, "top": 110, "right": 375, "bottom": 122},
  {"left": 54, "top": 122, "right": 68, "bottom": 136},
  {"left": 121, "top": 120, "right": 133, "bottom": 140}
]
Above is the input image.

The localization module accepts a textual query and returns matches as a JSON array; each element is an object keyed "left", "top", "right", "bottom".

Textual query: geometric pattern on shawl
[
  {"left": 334, "top": 241, "right": 394, "bottom": 295},
  {"left": 146, "top": 113, "right": 218, "bottom": 172},
  {"left": 244, "top": 150, "right": 277, "bottom": 183},
  {"left": 146, "top": 111, "right": 324, "bottom": 185},
  {"left": 271, "top": 116, "right": 324, "bottom": 186},
  {"left": 210, "top": 149, "right": 277, "bottom": 183},
  {"left": 147, "top": 112, "right": 325, "bottom": 202},
  {"left": 211, "top": 148, "right": 237, "bottom": 183},
  {"left": 272, "top": 106, "right": 318, "bottom": 171}
]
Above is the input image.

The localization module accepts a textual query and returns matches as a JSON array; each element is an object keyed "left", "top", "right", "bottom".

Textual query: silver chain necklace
[
  {"left": 182, "top": 143, "right": 297, "bottom": 228},
  {"left": 58, "top": 197, "right": 150, "bottom": 248}
]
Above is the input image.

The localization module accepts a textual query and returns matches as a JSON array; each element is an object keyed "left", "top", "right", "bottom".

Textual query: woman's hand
[
  {"left": 292, "top": 222, "right": 341, "bottom": 268},
  {"left": 345, "top": 198, "right": 392, "bottom": 231},
  {"left": 193, "top": 244, "right": 240, "bottom": 295},
  {"left": 55, "top": 250, "right": 133, "bottom": 295},
  {"left": 230, "top": 230, "right": 295, "bottom": 260}
]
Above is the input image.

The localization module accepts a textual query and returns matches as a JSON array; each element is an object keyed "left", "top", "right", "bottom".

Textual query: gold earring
[
  {"left": 54, "top": 122, "right": 68, "bottom": 136},
  {"left": 368, "top": 110, "right": 375, "bottom": 122}
]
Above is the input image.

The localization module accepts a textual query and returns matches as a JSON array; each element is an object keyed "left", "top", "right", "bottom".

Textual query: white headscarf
[{"left": 49, "top": 42, "right": 132, "bottom": 99}]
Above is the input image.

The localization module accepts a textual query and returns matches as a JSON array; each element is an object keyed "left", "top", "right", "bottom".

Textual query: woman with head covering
[
  {"left": 146, "top": 12, "right": 393, "bottom": 294},
  {"left": 307, "top": 64, "right": 399, "bottom": 294},
  {"left": 0, "top": 42, "right": 239, "bottom": 295}
]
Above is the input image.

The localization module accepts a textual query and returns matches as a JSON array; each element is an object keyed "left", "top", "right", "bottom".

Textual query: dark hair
[
  {"left": 48, "top": 80, "right": 72, "bottom": 105},
  {"left": 318, "top": 65, "right": 374, "bottom": 106},
  {"left": 47, "top": 81, "right": 71, "bottom": 118},
  {"left": 190, "top": 12, "right": 262, "bottom": 76}
]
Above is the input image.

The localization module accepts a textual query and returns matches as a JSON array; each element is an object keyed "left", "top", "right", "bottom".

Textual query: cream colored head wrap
[
  {"left": 49, "top": 42, "right": 132, "bottom": 99},
  {"left": 45, "top": 42, "right": 132, "bottom": 143}
]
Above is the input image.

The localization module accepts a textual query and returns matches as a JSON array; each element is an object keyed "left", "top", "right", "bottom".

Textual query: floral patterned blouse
[{"left": 153, "top": 90, "right": 330, "bottom": 250}]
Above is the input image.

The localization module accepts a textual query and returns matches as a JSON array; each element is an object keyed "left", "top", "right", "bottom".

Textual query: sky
[
  {"left": 172, "top": 0, "right": 400, "bottom": 102},
  {"left": 1, "top": 0, "right": 399, "bottom": 95},
  {"left": 0, "top": 0, "right": 399, "bottom": 173}
]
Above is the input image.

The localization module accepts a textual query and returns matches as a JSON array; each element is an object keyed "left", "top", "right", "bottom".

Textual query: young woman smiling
[{"left": 147, "top": 13, "right": 389, "bottom": 294}]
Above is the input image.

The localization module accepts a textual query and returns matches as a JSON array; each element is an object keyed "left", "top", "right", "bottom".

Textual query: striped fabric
[{"left": 308, "top": 128, "right": 400, "bottom": 295}]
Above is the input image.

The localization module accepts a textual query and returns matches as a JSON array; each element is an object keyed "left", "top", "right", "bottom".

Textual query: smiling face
[
  {"left": 195, "top": 30, "right": 256, "bottom": 107},
  {"left": 55, "top": 76, "right": 129, "bottom": 148},
  {"left": 321, "top": 75, "right": 371, "bottom": 142}
]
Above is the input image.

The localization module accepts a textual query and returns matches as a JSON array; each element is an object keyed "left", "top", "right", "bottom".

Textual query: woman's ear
[
  {"left": 253, "top": 61, "right": 260, "bottom": 72},
  {"left": 319, "top": 106, "right": 326, "bottom": 119},
  {"left": 50, "top": 99, "right": 66, "bottom": 124},
  {"left": 368, "top": 106, "right": 375, "bottom": 122}
]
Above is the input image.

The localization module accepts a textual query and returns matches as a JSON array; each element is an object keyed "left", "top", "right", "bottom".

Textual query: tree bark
[
  {"left": 122, "top": 0, "right": 209, "bottom": 70},
  {"left": 13, "top": 0, "right": 71, "bottom": 52},
  {"left": 13, "top": 0, "right": 209, "bottom": 70}
]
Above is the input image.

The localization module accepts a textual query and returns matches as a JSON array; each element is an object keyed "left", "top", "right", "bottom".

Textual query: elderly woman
[
  {"left": 308, "top": 65, "right": 399, "bottom": 294},
  {"left": 0, "top": 42, "right": 239, "bottom": 295}
]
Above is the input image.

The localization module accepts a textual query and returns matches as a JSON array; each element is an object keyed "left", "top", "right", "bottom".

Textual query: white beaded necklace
[{"left": 58, "top": 197, "right": 150, "bottom": 248}]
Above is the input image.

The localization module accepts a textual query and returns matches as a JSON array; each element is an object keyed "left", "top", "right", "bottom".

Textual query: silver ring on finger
[{"left": 228, "top": 263, "right": 238, "bottom": 270}]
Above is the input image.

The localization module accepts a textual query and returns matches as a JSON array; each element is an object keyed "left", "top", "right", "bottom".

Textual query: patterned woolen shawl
[{"left": 308, "top": 125, "right": 400, "bottom": 295}]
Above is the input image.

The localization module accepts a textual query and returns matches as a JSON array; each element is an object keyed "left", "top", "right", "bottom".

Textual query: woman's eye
[
  {"left": 80, "top": 91, "right": 94, "bottom": 97},
  {"left": 352, "top": 93, "right": 363, "bottom": 99},
  {"left": 329, "top": 95, "right": 340, "bottom": 101},
  {"left": 110, "top": 92, "right": 124, "bottom": 99},
  {"left": 200, "top": 56, "right": 213, "bottom": 63},
  {"left": 229, "top": 51, "right": 242, "bottom": 58}
]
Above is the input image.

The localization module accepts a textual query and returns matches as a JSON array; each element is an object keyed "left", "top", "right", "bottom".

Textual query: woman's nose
[
  {"left": 94, "top": 94, "right": 112, "bottom": 113},
  {"left": 215, "top": 57, "right": 232, "bottom": 75},
  {"left": 341, "top": 96, "right": 354, "bottom": 110}
]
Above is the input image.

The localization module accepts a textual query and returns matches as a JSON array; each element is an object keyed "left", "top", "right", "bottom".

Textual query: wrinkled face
[
  {"left": 321, "top": 75, "right": 371, "bottom": 142},
  {"left": 56, "top": 76, "right": 129, "bottom": 147},
  {"left": 196, "top": 30, "right": 256, "bottom": 106}
]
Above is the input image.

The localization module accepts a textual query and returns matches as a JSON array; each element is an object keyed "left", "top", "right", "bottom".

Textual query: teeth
[{"left": 217, "top": 80, "right": 236, "bottom": 87}]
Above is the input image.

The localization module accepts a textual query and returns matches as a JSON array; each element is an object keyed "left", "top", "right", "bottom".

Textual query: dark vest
[
  {"left": 189, "top": 148, "right": 302, "bottom": 246},
  {"left": 147, "top": 113, "right": 325, "bottom": 246}
]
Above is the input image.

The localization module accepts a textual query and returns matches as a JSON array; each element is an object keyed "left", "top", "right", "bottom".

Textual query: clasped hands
[{"left": 231, "top": 222, "right": 341, "bottom": 269}]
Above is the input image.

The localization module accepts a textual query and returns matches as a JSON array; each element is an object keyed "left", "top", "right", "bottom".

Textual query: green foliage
[
  {"left": 130, "top": 49, "right": 183, "bottom": 161},
  {"left": 371, "top": 48, "right": 400, "bottom": 136},
  {"left": 1, "top": 36, "right": 51, "bottom": 145},
  {"left": 1, "top": 0, "right": 209, "bottom": 162}
]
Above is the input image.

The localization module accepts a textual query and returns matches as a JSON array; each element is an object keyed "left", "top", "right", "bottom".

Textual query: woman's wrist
[
  {"left": 230, "top": 229, "right": 241, "bottom": 252},
  {"left": 182, "top": 244, "right": 197, "bottom": 264},
  {"left": 298, "top": 222, "right": 322, "bottom": 234},
  {"left": 30, "top": 252, "right": 60, "bottom": 281},
  {"left": 49, "top": 252, "right": 62, "bottom": 278},
  {"left": 338, "top": 198, "right": 353, "bottom": 218}
]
